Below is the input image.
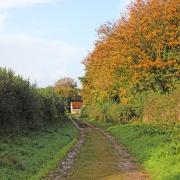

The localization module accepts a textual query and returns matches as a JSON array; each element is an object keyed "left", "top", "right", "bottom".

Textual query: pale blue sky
[{"left": 0, "top": 0, "right": 131, "bottom": 87}]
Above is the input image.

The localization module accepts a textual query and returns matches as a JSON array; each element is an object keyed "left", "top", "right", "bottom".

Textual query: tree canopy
[
  {"left": 54, "top": 77, "right": 82, "bottom": 110},
  {"left": 82, "top": 0, "right": 180, "bottom": 105}
]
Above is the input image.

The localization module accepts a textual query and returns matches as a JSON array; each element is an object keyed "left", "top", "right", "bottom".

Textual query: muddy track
[
  {"left": 45, "top": 120, "right": 150, "bottom": 180},
  {"left": 45, "top": 120, "right": 86, "bottom": 180},
  {"left": 82, "top": 121, "right": 150, "bottom": 180}
]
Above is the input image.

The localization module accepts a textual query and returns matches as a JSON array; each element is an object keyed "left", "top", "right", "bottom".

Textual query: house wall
[
  {"left": 70, "top": 102, "right": 83, "bottom": 115},
  {"left": 71, "top": 109, "right": 81, "bottom": 114}
]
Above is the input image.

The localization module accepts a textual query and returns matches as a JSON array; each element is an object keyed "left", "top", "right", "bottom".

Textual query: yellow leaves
[
  {"left": 121, "top": 97, "right": 129, "bottom": 105},
  {"left": 168, "top": 39, "right": 180, "bottom": 47},
  {"left": 82, "top": 0, "right": 180, "bottom": 104},
  {"left": 119, "top": 88, "right": 126, "bottom": 97}
]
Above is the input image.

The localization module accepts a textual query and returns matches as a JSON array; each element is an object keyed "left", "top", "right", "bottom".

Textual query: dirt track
[{"left": 45, "top": 121, "right": 150, "bottom": 180}]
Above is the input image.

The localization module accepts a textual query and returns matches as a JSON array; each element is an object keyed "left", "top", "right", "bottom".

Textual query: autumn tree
[
  {"left": 54, "top": 77, "right": 81, "bottom": 111},
  {"left": 82, "top": 0, "right": 180, "bottom": 105}
]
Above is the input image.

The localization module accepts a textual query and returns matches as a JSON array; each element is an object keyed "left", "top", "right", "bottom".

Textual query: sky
[{"left": 0, "top": 0, "right": 132, "bottom": 87}]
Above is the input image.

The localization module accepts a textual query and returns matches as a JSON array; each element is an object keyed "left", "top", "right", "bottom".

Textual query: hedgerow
[
  {"left": 0, "top": 67, "right": 65, "bottom": 132},
  {"left": 81, "top": 102, "right": 139, "bottom": 123}
]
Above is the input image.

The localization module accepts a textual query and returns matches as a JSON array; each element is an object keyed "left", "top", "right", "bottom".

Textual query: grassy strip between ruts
[
  {"left": 85, "top": 119, "right": 180, "bottom": 180},
  {"left": 0, "top": 121, "right": 79, "bottom": 180}
]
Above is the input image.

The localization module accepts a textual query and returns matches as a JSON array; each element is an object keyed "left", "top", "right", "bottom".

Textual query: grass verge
[
  {"left": 85, "top": 119, "right": 180, "bottom": 180},
  {"left": 0, "top": 121, "right": 79, "bottom": 180}
]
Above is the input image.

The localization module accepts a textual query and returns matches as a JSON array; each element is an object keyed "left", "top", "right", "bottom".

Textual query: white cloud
[
  {"left": 0, "top": 0, "right": 61, "bottom": 9},
  {"left": 0, "top": 34, "right": 85, "bottom": 87},
  {"left": 0, "top": 13, "right": 8, "bottom": 30}
]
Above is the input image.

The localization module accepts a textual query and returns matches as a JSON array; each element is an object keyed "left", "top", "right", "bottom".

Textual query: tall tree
[{"left": 82, "top": 0, "right": 180, "bottom": 105}]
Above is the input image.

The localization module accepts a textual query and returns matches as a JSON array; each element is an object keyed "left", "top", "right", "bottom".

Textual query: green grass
[
  {"left": 0, "top": 121, "right": 79, "bottom": 180},
  {"left": 82, "top": 118, "right": 115, "bottom": 129},
  {"left": 108, "top": 124, "right": 180, "bottom": 180},
  {"left": 85, "top": 119, "right": 180, "bottom": 180}
]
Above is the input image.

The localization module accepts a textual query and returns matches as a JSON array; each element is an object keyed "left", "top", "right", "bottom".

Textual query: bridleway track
[{"left": 45, "top": 120, "right": 150, "bottom": 180}]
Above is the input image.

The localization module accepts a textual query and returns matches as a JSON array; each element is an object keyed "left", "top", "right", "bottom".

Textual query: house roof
[{"left": 71, "top": 102, "right": 83, "bottom": 109}]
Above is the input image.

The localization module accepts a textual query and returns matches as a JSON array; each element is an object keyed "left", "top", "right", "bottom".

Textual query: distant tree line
[{"left": 0, "top": 68, "right": 65, "bottom": 133}]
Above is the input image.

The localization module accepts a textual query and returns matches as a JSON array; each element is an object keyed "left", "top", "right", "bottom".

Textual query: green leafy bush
[
  {"left": 38, "top": 87, "right": 65, "bottom": 125},
  {"left": 0, "top": 67, "right": 65, "bottom": 132},
  {"left": 144, "top": 89, "right": 180, "bottom": 124},
  {"left": 81, "top": 102, "right": 139, "bottom": 123},
  {"left": 82, "top": 86, "right": 180, "bottom": 125}
]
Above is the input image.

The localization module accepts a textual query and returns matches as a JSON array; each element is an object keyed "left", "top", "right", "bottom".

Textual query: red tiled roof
[{"left": 71, "top": 102, "right": 83, "bottom": 109}]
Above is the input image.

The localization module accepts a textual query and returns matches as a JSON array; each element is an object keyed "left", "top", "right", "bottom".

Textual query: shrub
[
  {"left": 107, "top": 103, "right": 138, "bottom": 123},
  {"left": 0, "top": 67, "right": 65, "bottom": 132},
  {"left": 81, "top": 102, "right": 139, "bottom": 123},
  {"left": 38, "top": 87, "right": 65, "bottom": 125},
  {"left": 144, "top": 88, "right": 180, "bottom": 124}
]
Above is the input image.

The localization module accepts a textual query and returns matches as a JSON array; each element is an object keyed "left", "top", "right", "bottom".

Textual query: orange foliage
[{"left": 82, "top": 0, "right": 180, "bottom": 104}]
